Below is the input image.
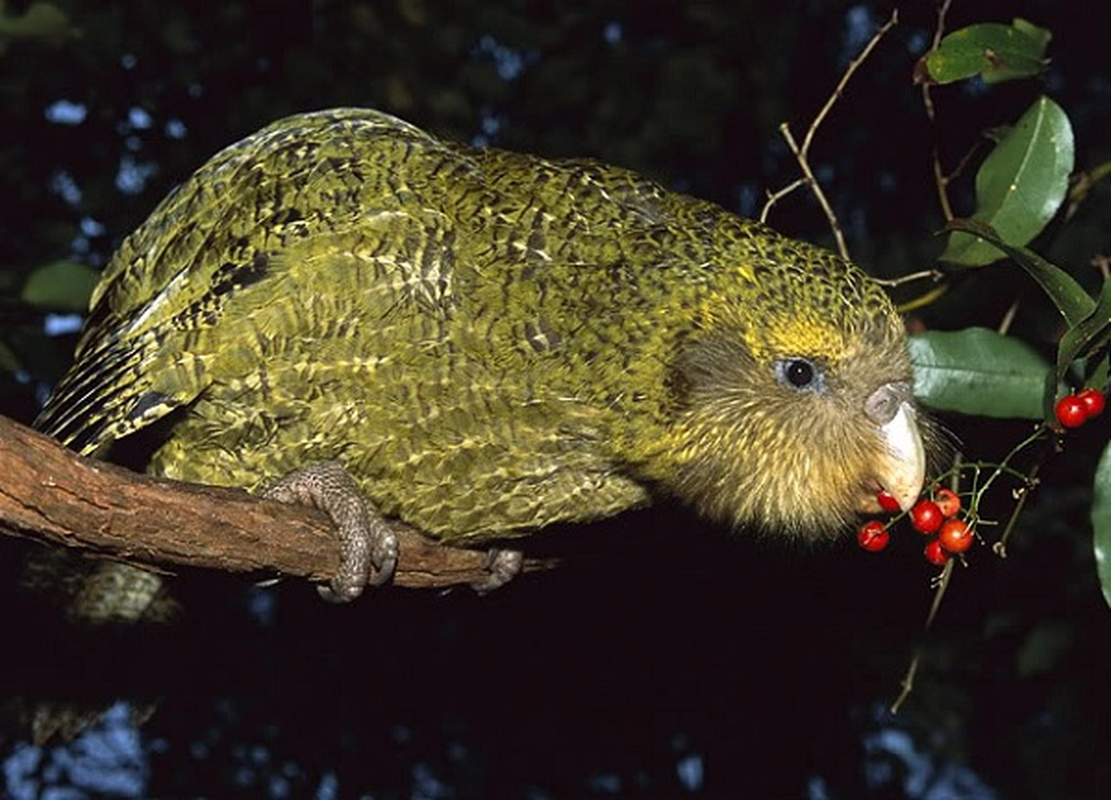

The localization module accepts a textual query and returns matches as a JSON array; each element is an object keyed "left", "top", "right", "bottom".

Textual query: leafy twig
[
  {"left": 922, "top": 1, "right": 986, "bottom": 226},
  {"left": 919, "top": 0, "right": 954, "bottom": 124}
]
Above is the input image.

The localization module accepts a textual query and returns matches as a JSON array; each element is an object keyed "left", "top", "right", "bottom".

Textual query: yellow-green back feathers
[{"left": 37, "top": 108, "right": 925, "bottom": 546}]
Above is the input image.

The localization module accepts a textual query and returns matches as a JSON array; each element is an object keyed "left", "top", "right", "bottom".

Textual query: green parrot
[{"left": 35, "top": 108, "right": 925, "bottom": 605}]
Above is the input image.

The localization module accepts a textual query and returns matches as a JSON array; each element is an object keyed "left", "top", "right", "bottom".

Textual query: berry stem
[{"left": 992, "top": 460, "right": 1042, "bottom": 558}]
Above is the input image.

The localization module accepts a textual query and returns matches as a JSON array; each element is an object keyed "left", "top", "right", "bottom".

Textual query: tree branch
[{"left": 0, "top": 415, "right": 557, "bottom": 591}]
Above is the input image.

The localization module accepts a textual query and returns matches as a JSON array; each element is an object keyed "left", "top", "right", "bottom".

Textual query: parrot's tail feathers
[{"left": 35, "top": 332, "right": 184, "bottom": 456}]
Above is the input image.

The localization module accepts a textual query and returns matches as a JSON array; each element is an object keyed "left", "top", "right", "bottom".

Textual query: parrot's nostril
[{"left": 865, "top": 382, "right": 912, "bottom": 425}]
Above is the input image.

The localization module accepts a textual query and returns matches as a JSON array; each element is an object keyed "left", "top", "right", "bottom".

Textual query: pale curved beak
[
  {"left": 877, "top": 400, "right": 926, "bottom": 510},
  {"left": 861, "top": 383, "right": 926, "bottom": 512}
]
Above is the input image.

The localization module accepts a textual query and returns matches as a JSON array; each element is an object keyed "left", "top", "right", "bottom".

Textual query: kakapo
[{"left": 35, "top": 108, "right": 925, "bottom": 603}]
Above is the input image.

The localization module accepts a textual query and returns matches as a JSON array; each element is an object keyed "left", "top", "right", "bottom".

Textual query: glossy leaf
[
  {"left": 1088, "top": 357, "right": 1110, "bottom": 394},
  {"left": 941, "top": 96, "right": 1074, "bottom": 267},
  {"left": 917, "top": 20, "right": 1050, "bottom": 86},
  {"left": 1058, "top": 276, "right": 1111, "bottom": 380},
  {"left": 909, "top": 328, "right": 1052, "bottom": 419},
  {"left": 21, "top": 260, "right": 100, "bottom": 311},
  {"left": 944, "top": 219, "right": 1095, "bottom": 328},
  {"left": 1091, "top": 442, "right": 1111, "bottom": 609}
]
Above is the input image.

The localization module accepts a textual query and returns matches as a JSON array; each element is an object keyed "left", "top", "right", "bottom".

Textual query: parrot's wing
[
  {"left": 36, "top": 109, "right": 441, "bottom": 456},
  {"left": 34, "top": 145, "right": 282, "bottom": 453},
  {"left": 33, "top": 260, "right": 239, "bottom": 456}
]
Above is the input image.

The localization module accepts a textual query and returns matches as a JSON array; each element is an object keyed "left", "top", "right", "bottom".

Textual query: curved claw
[
  {"left": 471, "top": 548, "right": 524, "bottom": 595},
  {"left": 265, "top": 461, "right": 399, "bottom": 603}
]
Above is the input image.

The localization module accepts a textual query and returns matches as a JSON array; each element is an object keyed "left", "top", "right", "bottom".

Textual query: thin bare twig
[
  {"left": 800, "top": 9, "right": 899, "bottom": 158},
  {"left": 934, "top": 140, "right": 985, "bottom": 223},
  {"left": 872, "top": 268, "right": 945, "bottom": 288},
  {"left": 890, "top": 557, "right": 955, "bottom": 714},
  {"left": 879, "top": 267, "right": 948, "bottom": 315},
  {"left": 931, "top": 148, "right": 955, "bottom": 221},
  {"left": 777, "top": 122, "right": 850, "bottom": 259},
  {"left": 994, "top": 461, "right": 1042, "bottom": 557},
  {"left": 998, "top": 299, "right": 1020, "bottom": 336},
  {"left": 895, "top": 284, "right": 949, "bottom": 315},
  {"left": 924, "top": 558, "right": 956, "bottom": 629},
  {"left": 760, "top": 9, "right": 899, "bottom": 250},
  {"left": 760, "top": 178, "right": 809, "bottom": 221},
  {"left": 890, "top": 653, "right": 920, "bottom": 714}
]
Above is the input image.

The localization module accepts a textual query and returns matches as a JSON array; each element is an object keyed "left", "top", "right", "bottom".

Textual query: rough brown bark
[{"left": 0, "top": 415, "right": 555, "bottom": 590}]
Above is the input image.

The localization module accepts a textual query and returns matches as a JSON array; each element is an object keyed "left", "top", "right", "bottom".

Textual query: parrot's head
[{"left": 646, "top": 231, "right": 927, "bottom": 540}]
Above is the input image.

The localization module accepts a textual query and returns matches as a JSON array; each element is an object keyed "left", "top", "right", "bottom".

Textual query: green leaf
[
  {"left": 1091, "top": 441, "right": 1111, "bottom": 609},
  {"left": 917, "top": 20, "right": 1050, "bottom": 86},
  {"left": 909, "top": 328, "right": 1052, "bottom": 419},
  {"left": 21, "top": 260, "right": 99, "bottom": 311},
  {"left": 1011, "top": 18, "right": 1053, "bottom": 53},
  {"left": 944, "top": 219, "right": 1095, "bottom": 327},
  {"left": 1058, "top": 277, "right": 1111, "bottom": 380},
  {"left": 1088, "top": 357, "right": 1110, "bottom": 393},
  {"left": 941, "top": 96, "right": 1074, "bottom": 266}
]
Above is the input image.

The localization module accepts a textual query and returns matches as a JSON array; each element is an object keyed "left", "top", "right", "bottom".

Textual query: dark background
[{"left": 1, "top": 1, "right": 1109, "bottom": 797}]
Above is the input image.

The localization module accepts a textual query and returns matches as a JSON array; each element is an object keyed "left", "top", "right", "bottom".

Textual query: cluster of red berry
[
  {"left": 858, "top": 487, "right": 972, "bottom": 565},
  {"left": 857, "top": 387, "right": 1105, "bottom": 564},
  {"left": 1054, "top": 387, "right": 1105, "bottom": 429}
]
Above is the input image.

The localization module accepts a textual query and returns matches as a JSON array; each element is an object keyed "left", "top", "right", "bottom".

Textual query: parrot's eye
[
  {"left": 785, "top": 359, "right": 814, "bottom": 387},
  {"left": 776, "top": 357, "right": 824, "bottom": 392}
]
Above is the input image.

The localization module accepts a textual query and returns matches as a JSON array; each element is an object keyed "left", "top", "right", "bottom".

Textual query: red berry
[
  {"left": 876, "top": 489, "right": 901, "bottom": 513},
  {"left": 924, "top": 539, "right": 950, "bottom": 566},
  {"left": 938, "top": 518, "right": 973, "bottom": 554},
  {"left": 1078, "top": 388, "right": 1105, "bottom": 419},
  {"left": 1055, "top": 395, "right": 1088, "bottom": 429},
  {"left": 857, "top": 520, "right": 890, "bottom": 552},
  {"left": 910, "top": 500, "right": 943, "bottom": 534},
  {"left": 934, "top": 488, "right": 961, "bottom": 518}
]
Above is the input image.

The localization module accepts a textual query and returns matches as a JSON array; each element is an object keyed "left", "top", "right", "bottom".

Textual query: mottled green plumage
[{"left": 37, "top": 108, "right": 918, "bottom": 548}]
